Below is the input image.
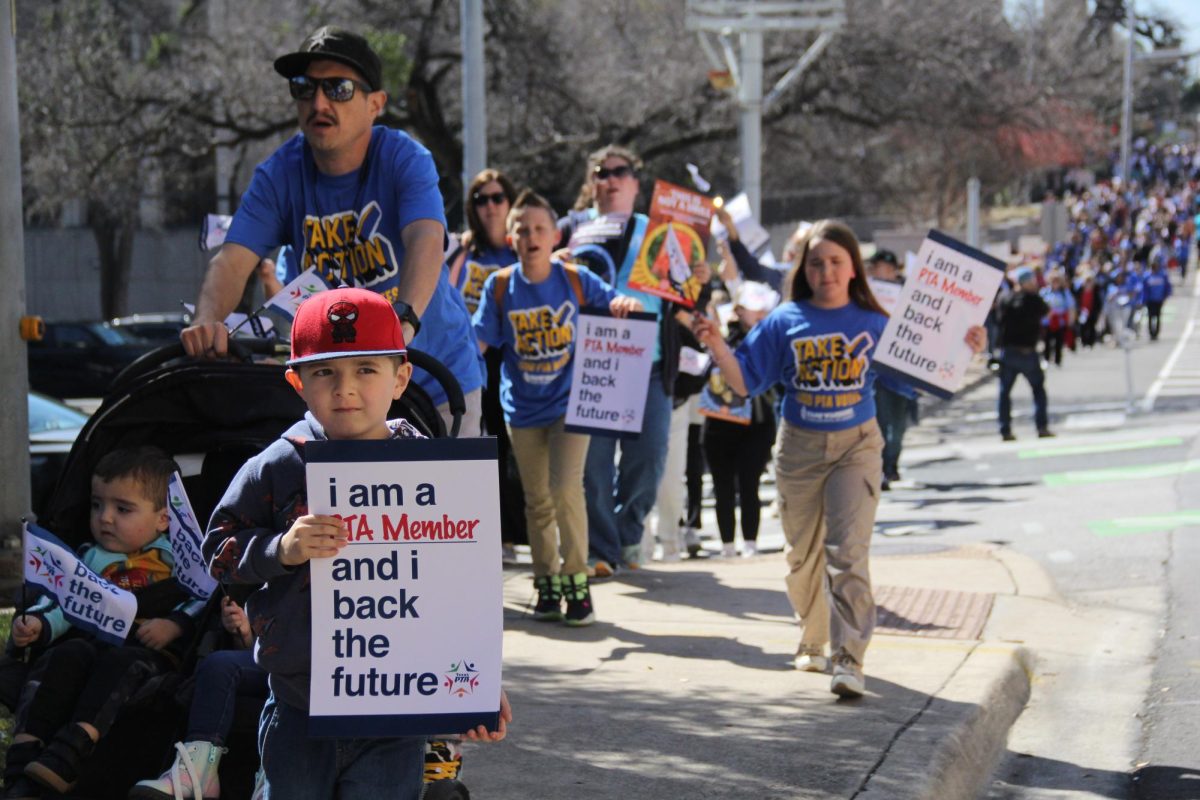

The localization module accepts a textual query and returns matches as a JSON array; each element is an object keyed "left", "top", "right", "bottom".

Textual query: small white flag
[
  {"left": 23, "top": 522, "right": 137, "bottom": 646},
  {"left": 685, "top": 163, "right": 712, "bottom": 193},
  {"left": 167, "top": 474, "right": 218, "bottom": 600},
  {"left": 200, "top": 214, "right": 234, "bottom": 251},
  {"left": 264, "top": 266, "right": 331, "bottom": 321}
]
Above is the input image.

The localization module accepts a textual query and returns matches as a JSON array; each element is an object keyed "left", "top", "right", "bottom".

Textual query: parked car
[
  {"left": 109, "top": 312, "right": 191, "bottom": 346},
  {"left": 27, "top": 320, "right": 160, "bottom": 399},
  {"left": 29, "top": 391, "right": 89, "bottom": 517}
]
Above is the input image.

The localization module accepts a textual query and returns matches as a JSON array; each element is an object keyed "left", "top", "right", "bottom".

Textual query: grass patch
[{"left": 0, "top": 608, "right": 12, "bottom": 770}]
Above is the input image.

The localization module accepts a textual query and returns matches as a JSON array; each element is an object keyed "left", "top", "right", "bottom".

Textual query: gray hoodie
[{"left": 202, "top": 412, "right": 423, "bottom": 709}]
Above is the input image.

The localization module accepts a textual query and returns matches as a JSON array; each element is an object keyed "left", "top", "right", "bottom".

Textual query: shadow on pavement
[{"left": 469, "top": 662, "right": 979, "bottom": 800}]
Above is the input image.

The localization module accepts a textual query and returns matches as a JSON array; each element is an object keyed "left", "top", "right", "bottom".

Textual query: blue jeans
[
  {"left": 584, "top": 365, "right": 673, "bottom": 567},
  {"left": 874, "top": 386, "right": 914, "bottom": 478},
  {"left": 997, "top": 349, "right": 1048, "bottom": 434},
  {"left": 186, "top": 649, "right": 268, "bottom": 745},
  {"left": 258, "top": 694, "right": 425, "bottom": 800}
]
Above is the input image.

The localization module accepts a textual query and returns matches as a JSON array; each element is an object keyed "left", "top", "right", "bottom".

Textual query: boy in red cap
[{"left": 202, "top": 288, "right": 510, "bottom": 800}]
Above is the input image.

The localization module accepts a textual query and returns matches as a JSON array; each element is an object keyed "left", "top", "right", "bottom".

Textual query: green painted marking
[
  {"left": 1019, "top": 436, "right": 1183, "bottom": 460},
  {"left": 1089, "top": 511, "right": 1200, "bottom": 537},
  {"left": 1043, "top": 459, "right": 1200, "bottom": 487}
]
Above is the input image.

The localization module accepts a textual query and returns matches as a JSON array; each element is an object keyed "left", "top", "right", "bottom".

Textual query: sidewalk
[{"left": 467, "top": 525, "right": 1047, "bottom": 799}]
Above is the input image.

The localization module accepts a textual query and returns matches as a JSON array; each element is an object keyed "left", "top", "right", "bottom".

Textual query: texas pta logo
[
  {"left": 28, "top": 545, "right": 65, "bottom": 588},
  {"left": 443, "top": 658, "right": 481, "bottom": 697}
]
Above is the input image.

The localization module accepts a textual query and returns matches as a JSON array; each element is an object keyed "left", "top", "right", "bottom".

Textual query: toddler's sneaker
[
  {"left": 423, "top": 738, "right": 464, "bottom": 784},
  {"left": 561, "top": 573, "right": 596, "bottom": 626},
  {"left": 531, "top": 575, "right": 563, "bottom": 621},
  {"left": 793, "top": 645, "right": 828, "bottom": 673},
  {"left": 24, "top": 724, "right": 95, "bottom": 794},
  {"left": 129, "top": 740, "right": 225, "bottom": 800},
  {"left": 2, "top": 740, "right": 43, "bottom": 800},
  {"left": 250, "top": 767, "right": 265, "bottom": 800},
  {"left": 830, "top": 653, "right": 866, "bottom": 698}
]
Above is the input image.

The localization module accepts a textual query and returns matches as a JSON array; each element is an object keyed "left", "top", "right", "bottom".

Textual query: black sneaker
[
  {"left": 1037, "top": 429, "right": 1056, "bottom": 438},
  {"left": 1001, "top": 431, "right": 1017, "bottom": 442},
  {"left": 2, "top": 740, "right": 43, "bottom": 800},
  {"left": 25, "top": 724, "right": 95, "bottom": 794},
  {"left": 561, "top": 573, "right": 596, "bottom": 626},
  {"left": 531, "top": 575, "right": 563, "bottom": 621}
]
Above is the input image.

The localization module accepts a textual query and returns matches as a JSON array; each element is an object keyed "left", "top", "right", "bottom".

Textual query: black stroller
[{"left": 6, "top": 340, "right": 466, "bottom": 799}]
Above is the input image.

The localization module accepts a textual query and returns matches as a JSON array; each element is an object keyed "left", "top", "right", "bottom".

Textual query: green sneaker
[
  {"left": 561, "top": 573, "right": 596, "bottom": 626},
  {"left": 531, "top": 575, "right": 563, "bottom": 621}
]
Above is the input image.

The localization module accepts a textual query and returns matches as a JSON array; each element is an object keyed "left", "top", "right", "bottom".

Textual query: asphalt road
[{"left": 890, "top": 273, "right": 1200, "bottom": 799}]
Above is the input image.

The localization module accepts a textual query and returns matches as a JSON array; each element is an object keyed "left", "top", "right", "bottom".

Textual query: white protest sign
[
  {"left": 23, "top": 522, "right": 137, "bottom": 646},
  {"left": 710, "top": 193, "right": 772, "bottom": 256},
  {"left": 867, "top": 278, "right": 902, "bottom": 315},
  {"left": 167, "top": 473, "right": 218, "bottom": 600},
  {"left": 564, "top": 310, "right": 658, "bottom": 436},
  {"left": 306, "top": 438, "right": 502, "bottom": 737},
  {"left": 199, "top": 214, "right": 233, "bottom": 251},
  {"left": 873, "top": 230, "right": 1005, "bottom": 399}
]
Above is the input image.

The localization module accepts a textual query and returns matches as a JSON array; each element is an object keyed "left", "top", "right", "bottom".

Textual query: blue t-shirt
[
  {"left": 225, "top": 126, "right": 483, "bottom": 406},
  {"left": 474, "top": 261, "right": 617, "bottom": 428},
  {"left": 1142, "top": 271, "right": 1172, "bottom": 303},
  {"left": 736, "top": 300, "right": 888, "bottom": 431},
  {"left": 453, "top": 245, "right": 518, "bottom": 315}
]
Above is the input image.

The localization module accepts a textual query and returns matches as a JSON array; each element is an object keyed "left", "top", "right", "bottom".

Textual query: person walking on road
[
  {"left": 997, "top": 267, "right": 1053, "bottom": 441},
  {"left": 1141, "top": 261, "right": 1173, "bottom": 341}
]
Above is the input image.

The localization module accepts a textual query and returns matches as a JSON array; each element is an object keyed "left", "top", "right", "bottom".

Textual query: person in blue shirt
[
  {"left": 695, "top": 220, "right": 984, "bottom": 700},
  {"left": 474, "top": 191, "right": 640, "bottom": 626},
  {"left": 180, "top": 26, "right": 484, "bottom": 437},
  {"left": 1141, "top": 261, "right": 1173, "bottom": 341}
]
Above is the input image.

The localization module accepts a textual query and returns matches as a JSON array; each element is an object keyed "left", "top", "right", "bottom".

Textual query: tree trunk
[{"left": 89, "top": 202, "right": 136, "bottom": 319}]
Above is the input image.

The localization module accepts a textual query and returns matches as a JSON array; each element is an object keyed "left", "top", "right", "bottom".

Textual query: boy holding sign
[
  {"left": 6, "top": 447, "right": 205, "bottom": 796},
  {"left": 203, "top": 288, "right": 510, "bottom": 800},
  {"left": 474, "top": 191, "right": 641, "bottom": 625}
]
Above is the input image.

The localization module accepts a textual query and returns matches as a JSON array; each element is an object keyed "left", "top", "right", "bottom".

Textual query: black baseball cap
[
  {"left": 274, "top": 26, "right": 383, "bottom": 91},
  {"left": 870, "top": 249, "right": 899, "bottom": 267}
]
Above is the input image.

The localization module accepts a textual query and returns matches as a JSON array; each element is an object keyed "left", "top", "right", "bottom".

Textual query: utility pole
[
  {"left": 685, "top": 1, "right": 844, "bottom": 220},
  {"left": 461, "top": 0, "right": 486, "bottom": 206},
  {"left": 967, "top": 177, "right": 981, "bottom": 248},
  {"left": 1, "top": 0, "right": 32, "bottom": 575},
  {"left": 1119, "top": 0, "right": 1134, "bottom": 184}
]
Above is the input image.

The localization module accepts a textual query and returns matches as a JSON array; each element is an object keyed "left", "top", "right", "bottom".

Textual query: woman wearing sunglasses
[
  {"left": 448, "top": 170, "right": 519, "bottom": 315},
  {"left": 448, "top": 169, "right": 528, "bottom": 553},
  {"left": 558, "top": 145, "right": 677, "bottom": 576}
]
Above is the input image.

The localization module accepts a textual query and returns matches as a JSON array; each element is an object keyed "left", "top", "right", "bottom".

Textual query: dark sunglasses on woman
[
  {"left": 472, "top": 191, "right": 508, "bottom": 207},
  {"left": 288, "top": 75, "right": 372, "bottom": 103},
  {"left": 592, "top": 164, "right": 634, "bottom": 181}
]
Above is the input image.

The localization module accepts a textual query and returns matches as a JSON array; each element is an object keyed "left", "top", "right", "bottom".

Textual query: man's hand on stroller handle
[
  {"left": 279, "top": 515, "right": 350, "bottom": 566},
  {"left": 181, "top": 321, "right": 230, "bottom": 358}
]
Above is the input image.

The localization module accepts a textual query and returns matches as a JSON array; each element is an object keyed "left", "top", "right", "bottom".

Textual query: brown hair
[
  {"left": 465, "top": 168, "right": 518, "bottom": 254},
  {"left": 93, "top": 446, "right": 180, "bottom": 508},
  {"left": 786, "top": 219, "right": 887, "bottom": 315},
  {"left": 506, "top": 188, "right": 559, "bottom": 230},
  {"left": 572, "top": 144, "right": 643, "bottom": 211}
]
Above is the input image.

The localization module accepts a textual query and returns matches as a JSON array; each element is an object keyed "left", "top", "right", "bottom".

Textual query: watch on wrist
[{"left": 394, "top": 301, "right": 421, "bottom": 338}]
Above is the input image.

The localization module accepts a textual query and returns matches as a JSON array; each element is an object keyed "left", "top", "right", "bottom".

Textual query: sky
[{"left": 1160, "top": 0, "right": 1200, "bottom": 77}]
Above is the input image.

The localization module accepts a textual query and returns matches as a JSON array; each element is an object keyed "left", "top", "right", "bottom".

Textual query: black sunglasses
[
  {"left": 592, "top": 164, "right": 635, "bottom": 181},
  {"left": 472, "top": 191, "right": 508, "bottom": 207},
  {"left": 288, "top": 75, "right": 372, "bottom": 103}
]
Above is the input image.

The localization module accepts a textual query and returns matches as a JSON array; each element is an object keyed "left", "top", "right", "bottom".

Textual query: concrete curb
[{"left": 863, "top": 643, "right": 1033, "bottom": 799}]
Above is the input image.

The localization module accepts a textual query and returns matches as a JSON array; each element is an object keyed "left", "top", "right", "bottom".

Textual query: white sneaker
[
  {"left": 793, "top": 646, "right": 828, "bottom": 673},
  {"left": 721, "top": 543, "right": 737, "bottom": 558},
  {"left": 831, "top": 654, "right": 866, "bottom": 698},
  {"left": 741, "top": 541, "right": 758, "bottom": 557}
]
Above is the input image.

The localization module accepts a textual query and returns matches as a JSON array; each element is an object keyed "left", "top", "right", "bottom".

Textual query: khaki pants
[
  {"left": 775, "top": 419, "right": 883, "bottom": 666},
  {"left": 508, "top": 416, "right": 590, "bottom": 577}
]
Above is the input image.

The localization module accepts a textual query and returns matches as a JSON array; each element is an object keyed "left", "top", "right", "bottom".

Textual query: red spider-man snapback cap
[{"left": 287, "top": 288, "right": 407, "bottom": 367}]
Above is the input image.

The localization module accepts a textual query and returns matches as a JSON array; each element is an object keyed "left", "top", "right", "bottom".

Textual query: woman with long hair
[{"left": 695, "top": 220, "right": 981, "bottom": 698}]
